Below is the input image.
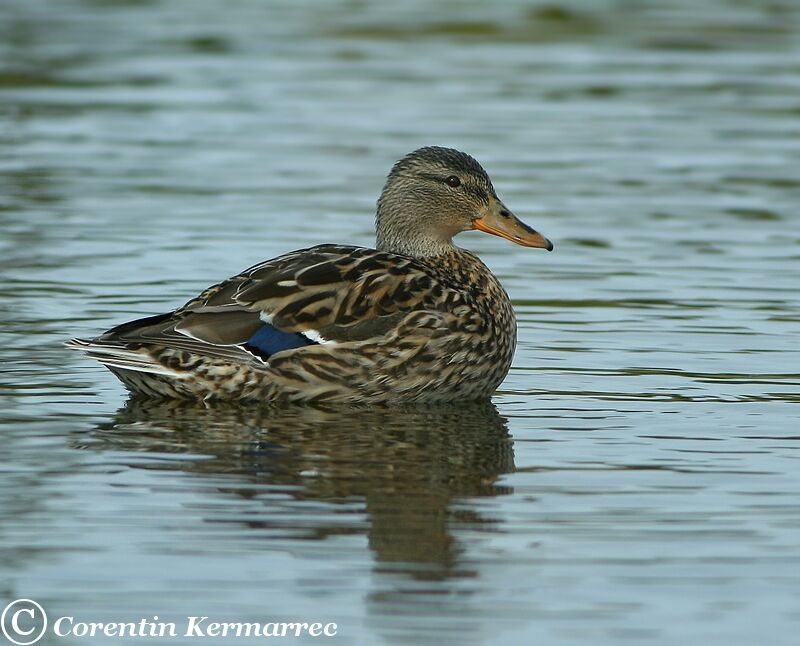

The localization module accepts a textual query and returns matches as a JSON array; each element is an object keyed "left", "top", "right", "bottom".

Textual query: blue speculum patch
[{"left": 244, "top": 323, "right": 316, "bottom": 359}]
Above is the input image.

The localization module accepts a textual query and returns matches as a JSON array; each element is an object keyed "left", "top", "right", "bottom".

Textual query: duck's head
[{"left": 376, "top": 146, "right": 553, "bottom": 257}]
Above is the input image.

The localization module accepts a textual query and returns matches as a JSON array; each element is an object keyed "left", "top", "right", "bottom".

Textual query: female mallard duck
[{"left": 68, "top": 147, "right": 552, "bottom": 403}]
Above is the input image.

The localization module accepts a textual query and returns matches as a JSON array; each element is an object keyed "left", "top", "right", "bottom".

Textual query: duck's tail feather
[{"left": 65, "top": 338, "right": 187, "bottom": 378}]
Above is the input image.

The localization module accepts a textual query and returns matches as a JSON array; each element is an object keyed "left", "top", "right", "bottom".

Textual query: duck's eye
[{"left": 445, "top": 175, "right": 461, "bottom": 188}]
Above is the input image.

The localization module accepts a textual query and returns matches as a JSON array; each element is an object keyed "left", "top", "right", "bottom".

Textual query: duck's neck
[
  {"left": 375, "top": 205, "right": 456, "bottom": 258},
  {"left": 376, "top": 230, "right": 455, "bottom": 258}
]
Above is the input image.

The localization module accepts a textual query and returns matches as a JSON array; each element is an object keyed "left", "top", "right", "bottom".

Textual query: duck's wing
[
  {"left": 175, "top": 243, "right": 461, "bottom": 349},
  {"left": 74, "top": 244, "right": 463, "bottom": 369}
]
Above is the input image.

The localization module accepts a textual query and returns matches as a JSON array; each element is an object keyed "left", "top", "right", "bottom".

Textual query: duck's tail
[
  {"left": 66, "top": 337, "right": 197, "bottom": 399},
  {"left": 65, "top": 337, "right": 186, "bottom": 378}
]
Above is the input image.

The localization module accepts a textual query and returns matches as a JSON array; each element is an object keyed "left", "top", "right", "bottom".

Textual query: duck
[{"left": 67, "top": 147, "right": 553, "bottom": 403}]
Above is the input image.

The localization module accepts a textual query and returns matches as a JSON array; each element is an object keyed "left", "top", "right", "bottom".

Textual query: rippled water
[{"left": 2, "top": 0, "right": 799, "bottom": 643}]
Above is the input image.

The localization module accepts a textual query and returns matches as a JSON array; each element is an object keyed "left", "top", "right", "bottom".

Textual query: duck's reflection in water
[{"left": 87, "top": 399, "right": 514, "bottom": 580}]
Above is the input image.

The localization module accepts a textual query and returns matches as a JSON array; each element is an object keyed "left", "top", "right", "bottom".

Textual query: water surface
[{"left": 1, "top": 0, "right": 799, "bottom": 643}]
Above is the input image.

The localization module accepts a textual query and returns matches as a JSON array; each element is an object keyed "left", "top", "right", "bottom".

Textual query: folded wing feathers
[
  {"left": 219, "top": 246, "right": 449, "bottom": 338},
  {"left": 72, "top": 244, "right": 461, "bottom": 370}
]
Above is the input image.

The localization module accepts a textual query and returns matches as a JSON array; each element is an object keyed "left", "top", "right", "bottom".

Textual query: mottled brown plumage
[{"left": 67, "top": 147, "right": 552, "bottom": 403}]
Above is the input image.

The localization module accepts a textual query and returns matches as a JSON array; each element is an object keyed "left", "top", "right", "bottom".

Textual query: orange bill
[{"left": 473, "top": 198, "right": 553, "bottom": 251}]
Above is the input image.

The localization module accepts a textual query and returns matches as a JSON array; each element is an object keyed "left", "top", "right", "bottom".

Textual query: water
[{"left": 1, "top": 0, "right": 799, "bottom": 643}]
